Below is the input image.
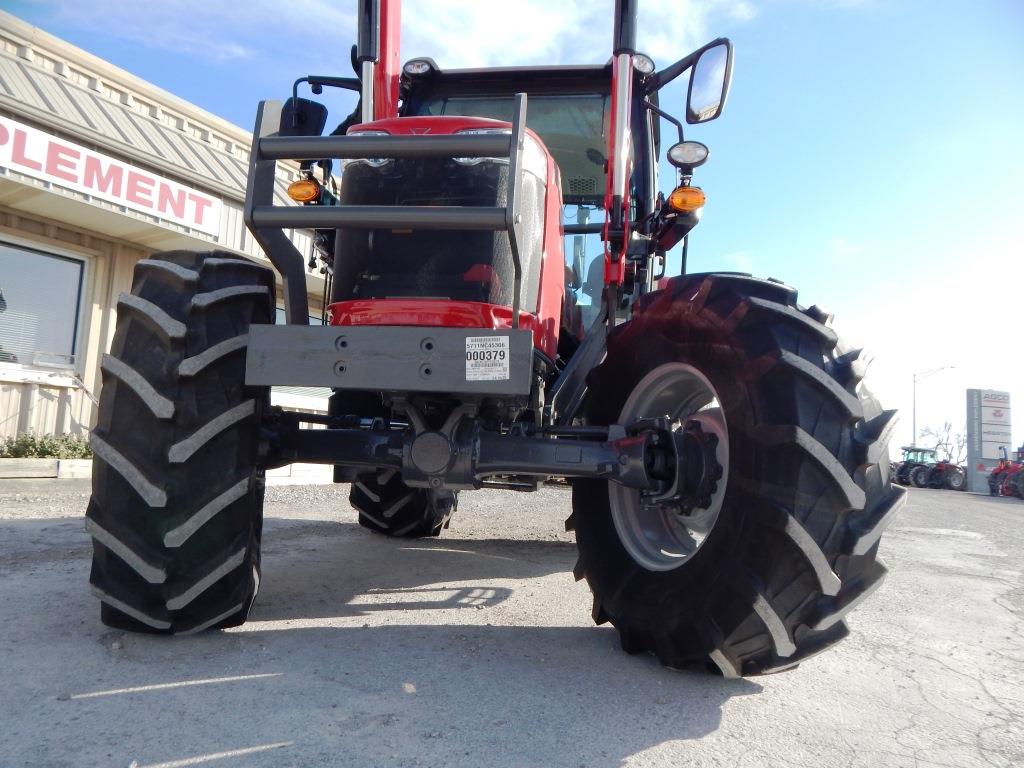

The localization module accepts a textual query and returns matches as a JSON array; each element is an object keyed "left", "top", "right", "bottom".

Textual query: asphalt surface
[{"left": 0, "top": 480, "right": 1021, "bottom": 768}]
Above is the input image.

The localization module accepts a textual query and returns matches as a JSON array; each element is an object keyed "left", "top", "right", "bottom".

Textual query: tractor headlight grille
[
  {"left": 453, "top": 128, "right": 548, "bottom": 183},
  {"left": 343, "top": 130, "right": 391, "bottom": 169}
]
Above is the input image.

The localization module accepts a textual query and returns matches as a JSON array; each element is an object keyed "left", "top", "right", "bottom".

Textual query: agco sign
[
  {"left": 0, "top": 115, "right": 222, "bottom": 236},
  {"left": 967, "top": 388, "right": 1013, "bottom": 489}
]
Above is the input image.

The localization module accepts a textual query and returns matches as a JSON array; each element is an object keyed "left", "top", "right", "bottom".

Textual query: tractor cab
[{"left": 268, "top": 28, "right": 732, "bottom": 352}]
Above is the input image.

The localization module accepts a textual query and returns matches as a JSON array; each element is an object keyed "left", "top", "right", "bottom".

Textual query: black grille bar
[
  {"left": 244, "top": 94, "right": 529, "bottom": 327},
  {"left": 249, "top": 205, "right": 509, "bottom": 230},
  {"left": 257, "top": 133, "right": 513, "bottom": 161}
]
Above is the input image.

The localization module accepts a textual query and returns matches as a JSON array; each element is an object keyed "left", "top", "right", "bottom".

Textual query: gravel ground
[{"left": 0, "top": 480, "right": 1021, "bottom": 768}]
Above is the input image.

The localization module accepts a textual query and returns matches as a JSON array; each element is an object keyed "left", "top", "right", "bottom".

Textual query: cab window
[{"left": 413, "top": 93, "right": 609, "bottom": 207}]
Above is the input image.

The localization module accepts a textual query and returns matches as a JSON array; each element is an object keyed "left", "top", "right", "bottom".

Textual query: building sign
[
  {"left": 966, "top": 389, "right": 1013, "bottom": 491},
  {"left": 0, "top": 115, "right": 221, "bottom": 236},
  {"left": 981, "top": 406, "right": 1010, "bottom": 426}
]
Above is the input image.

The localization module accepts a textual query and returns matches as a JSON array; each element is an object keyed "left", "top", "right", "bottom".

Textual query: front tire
[
  {"left": 87, "top": 251, "right": 273, "bottom": 633},
  {"left": 910, "top": 465, "right": 931, "bottom": 488},
  {"left": 351, "top": 469, "right": 456, "bottom": 537},
  {"left": 330, "top": 390, "right": 458, "bottom": 538},
  {"left": 1011, "top": 473, "right": 1024, "bottom": 499},
  {"left": 569, "top": 274, "right": 903, "bottom": 676}
]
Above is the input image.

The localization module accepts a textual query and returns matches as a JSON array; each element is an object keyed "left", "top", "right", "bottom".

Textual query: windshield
[
  {"left": 903, "top": 449, "right": 935, "bottom": 463},
  {"left": 412, "top": 93, "right": 609, "bottom": 206},
  {"left": 563, "top": 204, "right": 606, "bottom": 332}
]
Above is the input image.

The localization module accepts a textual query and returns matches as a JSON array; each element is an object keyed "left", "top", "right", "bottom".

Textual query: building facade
[{"left": 0, "top": 12, "right": 326, "bottom": 440}]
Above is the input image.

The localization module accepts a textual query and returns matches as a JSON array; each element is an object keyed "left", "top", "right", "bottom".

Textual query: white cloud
[
  {"left": 826, "top": 236, "right": 861, "bottom": 261},
  {"left": 725, "top": 250, "right": 756, "bottom": 273},
  {"left": 27, "top": 0, "right": 755, "bottom": 69},
  {"left": 399, "top": 0, "right": 600, "bottom": 68},
  {"left": 728, "top": 1, "right": 758, "bottom": 22},
  {"left": 828, "top": 231, "right": 1024, "bottom": 458},
  {"left": 636, "top": 0, "right": 756, "bottom": 66},
  {"left": 31, "top": 0, "right": 356, "bottom": 62}
]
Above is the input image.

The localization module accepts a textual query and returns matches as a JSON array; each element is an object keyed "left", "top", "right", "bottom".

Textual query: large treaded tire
[
  {"left": 351, "top": 469, "right": 456, "bottom": 538},
  {"left": 895, "top": 463, "right": 915, "bottom": 486},
  {"left": 945, "top": 468, "right": 966, "bottom": 491},
  {"left": 910, "top": 465, "right": 931, "bottom": 488},
  {"left": 1007, "top": 471, "right": 1024, "bottom": 499},
  {"left": 568, "top": 274, "right": 904, "bottom": 676},
  {"left": 87, "top": 251, "right": 274, "bottom": 634}
]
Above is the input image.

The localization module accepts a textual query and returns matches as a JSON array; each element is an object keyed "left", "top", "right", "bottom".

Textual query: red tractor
[
  {"left": 925, "top": 459, "right": 966, "bottom": 491},
  {"left": 989, "top": 454, "right": 1023, "bottom": 497},
  {"left": 86, "top": 0, "right": 903, "bottom": 675}
]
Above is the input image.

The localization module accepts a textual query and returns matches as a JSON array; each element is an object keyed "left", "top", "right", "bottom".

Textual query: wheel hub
[
  {"left": 675, "top": 419, "right": 724, "bottom": 513},
  {"left": 608, "top": 363, "right": 730, "bottom": 572},
  {"left": 633, "top": 417, "right": 723, "bottom": 513}
]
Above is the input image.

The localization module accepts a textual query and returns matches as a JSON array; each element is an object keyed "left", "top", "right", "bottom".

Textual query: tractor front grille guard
[{"left": 244, "top": 93, "right": 529, "bottom": 326}]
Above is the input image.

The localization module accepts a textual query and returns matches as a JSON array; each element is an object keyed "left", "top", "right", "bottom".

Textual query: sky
[{"left": 6, "top": 0, "right": 1024, "bottom": 457}]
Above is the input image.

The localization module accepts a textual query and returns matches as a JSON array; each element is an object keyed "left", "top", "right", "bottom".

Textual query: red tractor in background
[
  {"left": 989, "top": 447, "right": 1024, "bottom": 498},
  {"left": 926, "top": 460, "right": 966, "bottom": 491},
  {"left": 85, "top": 0, "right": 903, "bottom": 676},
  {"left": 1010, "top": 464, "right": 1024, "bottom": 499}
]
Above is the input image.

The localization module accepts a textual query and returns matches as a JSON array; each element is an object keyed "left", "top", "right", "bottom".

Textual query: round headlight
[
  {"left": 345, "top": 130, "right": 391, "bottom": 168},
  {"left": 453, "top": 127, "right": 511, "bottom": 165},
  {"left": 632, "top": 53, "right": 655, "bottom": 75},
  {"left": 667, "top": 141, "right": 710, "bottom": 169},
  {"left": 403, "top": 59, "right": 433, "bottom": 76}
]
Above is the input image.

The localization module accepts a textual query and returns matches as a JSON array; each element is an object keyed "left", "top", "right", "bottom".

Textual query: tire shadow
[{"left": 256, "top": 517, "right": 577, "bottom": 621}]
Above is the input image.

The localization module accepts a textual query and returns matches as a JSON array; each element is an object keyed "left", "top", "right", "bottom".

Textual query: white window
[{"left": 0, "top": 242, "right": 85, "bottom": 369}]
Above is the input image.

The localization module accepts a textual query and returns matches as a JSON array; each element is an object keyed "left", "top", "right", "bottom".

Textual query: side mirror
[
  {"left": 279, "top": 97, "right": 329, "bottom": 137},
  {"left": 686, "top": 42, "right": 733, "bottom": 124}
]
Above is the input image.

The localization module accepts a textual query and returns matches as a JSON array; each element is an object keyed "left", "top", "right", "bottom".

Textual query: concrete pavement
[{"left": 0, "top": 481, "right": 1020, "bottom": 767}]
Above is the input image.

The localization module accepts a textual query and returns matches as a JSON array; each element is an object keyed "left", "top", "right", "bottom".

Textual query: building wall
[
  {"left": 0, "top": 204, "right": 146, "bottom": 438},
  {"left": 0, "top": 13, "right": 328, "bottom": 441},
  {"left": 0, "top": 201, "right": 329, "bottom": 439}
]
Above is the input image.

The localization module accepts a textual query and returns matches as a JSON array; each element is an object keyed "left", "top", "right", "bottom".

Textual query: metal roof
[
  {"left": 0, "top": 12, "right": 318, "bottom": 286},
  {"left": 0, "top": 14, "right": 262, "bottom": 202}
]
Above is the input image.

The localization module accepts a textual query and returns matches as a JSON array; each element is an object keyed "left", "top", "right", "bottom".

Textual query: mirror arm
[
  {"left": 643, "top": 100, "right": 683, "bottom": 144},
  {"left": 648, "top": 37, "right": 730, "bottom": 93},
  {"left": 649, "top": 51, "right": 698, "bottom": 93},
  {"left": 292, "top": 75, "right": 361, "bottom": 102}
]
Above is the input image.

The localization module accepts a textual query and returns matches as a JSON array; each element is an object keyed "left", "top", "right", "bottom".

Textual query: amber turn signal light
[
  {"left": 287, "top": 178, "right": 321, "bottom": 203},
  {"left": 667, "top": 185, "right": 706, "bottom": 213}
]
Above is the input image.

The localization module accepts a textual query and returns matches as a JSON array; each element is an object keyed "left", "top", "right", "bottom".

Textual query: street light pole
[{"left": 912, "top": 366, "right": 955, "bottom": 446}]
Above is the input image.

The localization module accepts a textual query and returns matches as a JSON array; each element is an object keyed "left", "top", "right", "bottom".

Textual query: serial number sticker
[{"left": 465, "top": 335, "right": 510, "bottom": 381}]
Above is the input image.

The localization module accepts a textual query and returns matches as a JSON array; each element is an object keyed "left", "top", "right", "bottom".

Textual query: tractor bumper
[{"left": 245, "top": 324, "right": 534, "bottom": 396}]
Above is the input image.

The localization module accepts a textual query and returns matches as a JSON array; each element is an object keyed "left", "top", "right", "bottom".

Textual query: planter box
[
  {"left": 0, "top": 457, "right": 329, "bottom": 484},
  {"left": 0, "top": 458, "right": 59, "bottom": 478},
  {"left": 0, "top": 457, "right": 93, "bottom": 479},
  {"left": 58, "top": 459, "right": 93, "bottom": 479},
  {"left": 266, "top": 462, "right": 332, "bottom": 486}
]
